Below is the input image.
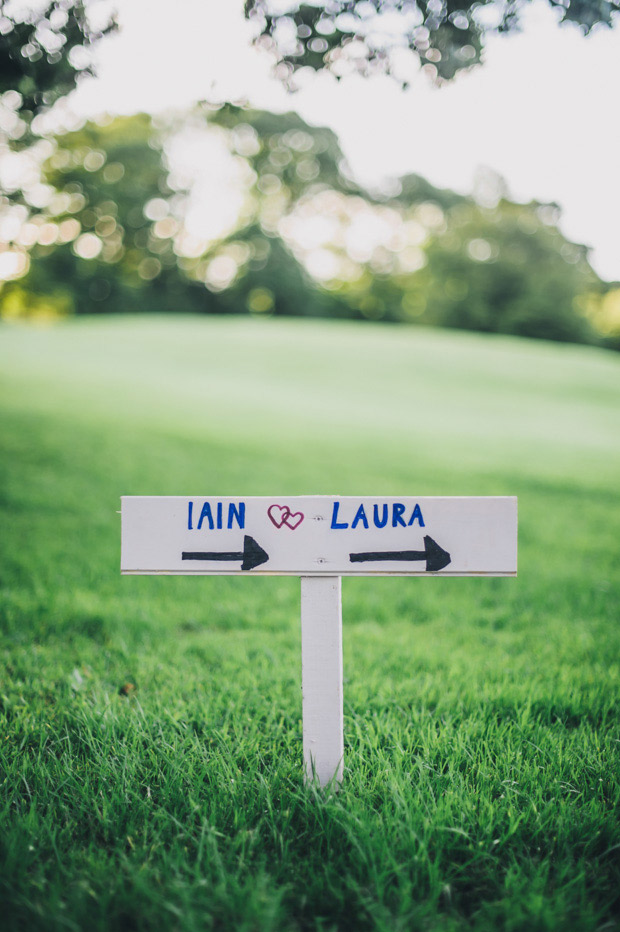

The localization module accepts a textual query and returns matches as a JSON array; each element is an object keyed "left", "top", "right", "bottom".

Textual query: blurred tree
[
  {"left": 245, "top": 0, "right": 620, "bottom": 85},
  {"left": 210, "top": 222, "right": 349, "bottom": 319},
  {"left": 188, "top": 106, "right": 604, "bottom": 342},
  {"left": 0, "top": 102, "right": 610, "bottom": 347},
  {"left": 579, "top": 286, "right": 620, "bottom": 350},
  {"left": 208, "top": 105, "right": 354, "bottom": 200},
  {"left": 326, "top": 189, "right": 602, "bottom": 341},
  {"left": 0, "top": 0, "right": 115, "bottom": 139},
  {"left": 177, "top": 104, "right": 357, "bottom": 318},
  {"left": 0, "top": 0, "right": 117, "bottom": 308},
  {"left": 398, "top": 198, "right": 601, "bottom": 342},
  {"left": 2, "top": 114, "right": 215, "bottom": 315}
]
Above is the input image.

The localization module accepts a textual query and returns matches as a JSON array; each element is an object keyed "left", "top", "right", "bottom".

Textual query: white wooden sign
[
  {"left": 121, "top": 495, "right": 517, "bottom": 787},
  {"left": 121, "top": 496, "right": 517, "bottom": 576}
]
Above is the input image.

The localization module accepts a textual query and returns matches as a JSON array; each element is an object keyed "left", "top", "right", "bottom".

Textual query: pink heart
[
  {"left": 284, "top": 510, "right": 304, "bottom": 529},
  {"left": 268, "top": 504, "right": 289, "bottom": 528}
]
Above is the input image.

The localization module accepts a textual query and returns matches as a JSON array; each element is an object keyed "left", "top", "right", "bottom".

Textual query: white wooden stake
[{"left": 300, "top": 575, "right": 343, "bottom": 787}]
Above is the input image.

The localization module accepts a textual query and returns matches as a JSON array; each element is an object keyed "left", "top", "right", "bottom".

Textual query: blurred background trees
[
  {"left": 1, "top": 114, "right": 215, "bottom": 317},
  {"left": 245, "top": 0, "right": 620, "bottom": 85},
  {"left": 1, "top": 101, "right": 612, "bottom": 346},
  {"left": 0, "top": 0, "right": 115, "bottom": 133},
  {"left": 1, "top": 0, "right": 618, "bottom": 349}
]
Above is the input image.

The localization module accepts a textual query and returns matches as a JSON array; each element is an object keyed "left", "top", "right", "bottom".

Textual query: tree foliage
[
  {"left": 390, "top": 198, "right": 599, "bottom": 343},
  {"left": 2, "top": 115, "right": 213, "bottom": 316},
  {"left": 0, "top": 0, "right": 116, "bottom": 123},
  {"left": 198, "top": 104, "right": 361, "bottom": 317},
  {"left": 245, "top": 0, "right": 620, "bottom": 84},
  {"left": 0, "top": 104, "right": 609, "bottom": 348}
]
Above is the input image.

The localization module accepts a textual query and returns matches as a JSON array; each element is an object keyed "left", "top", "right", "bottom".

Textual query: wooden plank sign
[
  {"left": 121, "top": 494, "right": 517, "bottom": 787},
  {"left": 121, "top": 496, "right": 517, "bottom": 576}
]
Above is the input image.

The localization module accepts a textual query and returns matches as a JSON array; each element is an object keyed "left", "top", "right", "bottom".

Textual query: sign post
[
  {"left": 121, "top": 496, "right": 517, "bottom": 786},
  {"left": 301, "top": 576, "right": 343, "bottom": 786}
]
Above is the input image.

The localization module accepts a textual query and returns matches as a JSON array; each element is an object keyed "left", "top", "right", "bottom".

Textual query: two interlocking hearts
[{"left": 268, "top": 504, "right": 304, "bottom": 530}]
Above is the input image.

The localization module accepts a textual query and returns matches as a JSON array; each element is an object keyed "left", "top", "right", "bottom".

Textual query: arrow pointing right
[
  {"left": 182, "top": 535, "right": 269, "bottom": 571},
  {"left": 349, "top": 535, "right": 451, "bottom": 572}
]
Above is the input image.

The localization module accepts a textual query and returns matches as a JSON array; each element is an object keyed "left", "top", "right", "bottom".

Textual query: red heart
[
  {"left": 268, "top": 504, "right": 289, "bottom": 528},
  {"left": 284, "top": 510, "right": 304, "bottom": 529}
]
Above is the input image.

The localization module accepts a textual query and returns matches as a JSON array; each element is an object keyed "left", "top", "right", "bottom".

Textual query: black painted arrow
[
  {"left": 349, "top": 535, "right": 451, "bottom": 572},
  {"left": 182, "top": 535, "right": 269, "bottom": 571}
]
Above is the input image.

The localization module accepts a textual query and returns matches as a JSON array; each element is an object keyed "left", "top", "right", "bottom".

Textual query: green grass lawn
[{"left": 1, "top": 315, "right": 619, "bottom": 932}]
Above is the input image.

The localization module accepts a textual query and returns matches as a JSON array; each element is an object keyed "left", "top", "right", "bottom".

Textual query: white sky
[{"left": 72, "top": 0, "right": 620, "bottom": 281}]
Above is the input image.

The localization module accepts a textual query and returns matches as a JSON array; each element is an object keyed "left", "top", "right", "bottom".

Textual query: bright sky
[{"left": 73, "top": 0, "right": 620, "bottom": 281}]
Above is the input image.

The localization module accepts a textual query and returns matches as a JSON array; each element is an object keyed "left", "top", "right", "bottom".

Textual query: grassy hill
[{"left": 1, "top": 316, "right": 619, "bottom": 931}]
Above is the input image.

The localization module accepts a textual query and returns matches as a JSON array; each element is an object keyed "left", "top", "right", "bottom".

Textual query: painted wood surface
[
  {"left": 121, "top": 496, "right": 517, "bottom": 577},
  {"left": 301, "top": 576, "right": 343, "bottom": 787}
]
